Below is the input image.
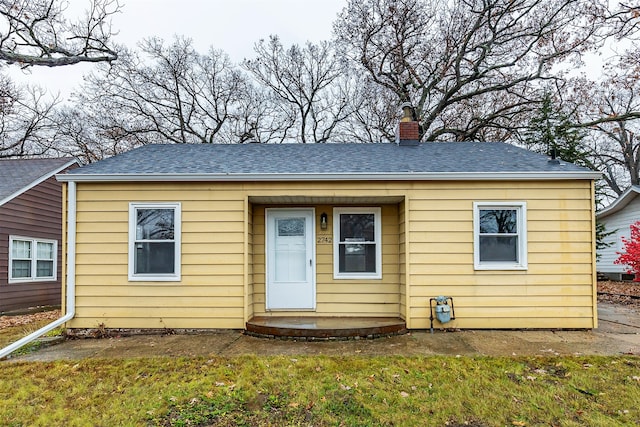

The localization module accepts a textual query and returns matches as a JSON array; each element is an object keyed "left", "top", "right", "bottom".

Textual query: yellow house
[{"left": 56, "top": 136, "right": 600, "bottom": 336}]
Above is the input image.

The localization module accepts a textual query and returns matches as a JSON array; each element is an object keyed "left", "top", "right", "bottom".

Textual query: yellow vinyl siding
[
  {"left": 70, "top": 183, "right": 246, "bottom": 329},
  {"left": 399, "top": 199, "right": 407, "bottom": 323},
  {"left": 67, "top": 179, "right": 595, "bottom": 330},
  {"left": 246, "top": 200, "right": 254, "bottom": 322},
  {"left": 250, "top": 204, "right": 401, "bottom": 317},
  {"left": 406, "top": 180, "right": 595, "bottom": 329}
]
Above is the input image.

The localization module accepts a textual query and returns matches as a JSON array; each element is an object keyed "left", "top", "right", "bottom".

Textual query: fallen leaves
[
  {"left": 0, "top": 309, "right": 60, "bottom": 329},
  {"left": 598, "top": 281, "right": 640, "bottom": 308}
]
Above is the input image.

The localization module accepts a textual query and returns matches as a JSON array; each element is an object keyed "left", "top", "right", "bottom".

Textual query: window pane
[
  {"left": 136, "top": 209, "right": 174, "bottom": 240},
  {"left": 479, "top": 209, "right": 517, "bottom": 234},
  {"left": 339, "top": 243, "right": 376, "bottom": 273},
  {"left": 12, "top": 240, "right": 31, "bottom": 258},
  {"left": 339, "top": 214, "right": 375, "bottom": 242},
  {"left": 12, "top": 260, "right": 31, "bottom": 278},
  {"left": 479, "top": 236, "right": 518, "bottom": 262},
  {"left": 36, "top": 260, "right": 54, "bottom": 277},
  {"left": 135, "top": 242, "right": 175, "bottom": 274},
  {"left": 37, "top": 242, "right": 54, "bottom": 260}
]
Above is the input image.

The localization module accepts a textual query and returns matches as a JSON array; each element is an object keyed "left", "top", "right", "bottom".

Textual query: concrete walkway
[{"left": 6, "top": 302, "right": 640, "bottom": 362}]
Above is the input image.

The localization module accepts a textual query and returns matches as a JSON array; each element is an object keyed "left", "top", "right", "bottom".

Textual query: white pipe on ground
[{"left": 0, "top": 181, "right": 77, "bottom": 359}]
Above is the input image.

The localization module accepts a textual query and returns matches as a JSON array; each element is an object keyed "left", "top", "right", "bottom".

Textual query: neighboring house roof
[
  {"left": 0, "top": 158, "right": 78, "bottom": 206},
  {"left": 57, "top": 142, "right": 600, "bottom": 182},
  {"left": 597, "top": 185, "right": 640, "bottom": 220}
]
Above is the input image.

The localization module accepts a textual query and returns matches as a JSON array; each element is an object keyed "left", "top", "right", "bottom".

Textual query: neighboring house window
[
  {"left": 473, "top": 202, "right": 527, "bottom": 270},
  {"left": 333, "top": 207, "right": 382, "bottom": 279},
  {"left": 128, "top": 203, "right": 181, "bottom": 281},
  {"left": 8, "top": 236, "right": 57, "bottom": 283}
]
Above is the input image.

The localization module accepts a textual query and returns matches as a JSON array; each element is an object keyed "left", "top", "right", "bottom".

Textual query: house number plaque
[{"left": 317, "top": 236, "right": 332, "bottom": 244}]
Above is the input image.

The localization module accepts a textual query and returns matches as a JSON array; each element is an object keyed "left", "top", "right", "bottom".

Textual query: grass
[
  {"left": 0, "top": 354, "right": 639, "bottom": 426},
  {"left": 0, "top": 320, "right": 64, "bottom": 356}
]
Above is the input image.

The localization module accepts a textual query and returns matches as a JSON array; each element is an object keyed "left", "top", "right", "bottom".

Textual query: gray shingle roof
[
  {"left": 0, "top": 158, "right": 76, "bottom": 204},
  {"left": 63, "top": 142, "right": 595, "bottom": 178}
]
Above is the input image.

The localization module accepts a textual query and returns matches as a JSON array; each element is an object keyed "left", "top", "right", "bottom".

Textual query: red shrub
[{"left": 615, "top": 220, "right": 640, "bottom": 280}]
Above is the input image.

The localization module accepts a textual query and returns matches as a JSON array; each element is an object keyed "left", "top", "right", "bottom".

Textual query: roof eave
[
  {"left": 0, "top": 159, "right": 79, "bottom": 207},
  {"left": 596, "top": 185, "right": 640, "bottom": 219},
  {"left": 56, "top": 171, "right": 602, "bottom": 183}
]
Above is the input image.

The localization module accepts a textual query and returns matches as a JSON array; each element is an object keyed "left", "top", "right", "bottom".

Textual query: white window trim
[
  {"left": 333, "top": 207, "right": 382, "bottom": 279},
  {"left": 473, "top": 201, "right": 527, "bottom": 271},
  {"left": 128, "top": 202, "right": 181, "bottom": 282},
  {"left": 8, "top": 236, "right": 58, "bottom": 283}
]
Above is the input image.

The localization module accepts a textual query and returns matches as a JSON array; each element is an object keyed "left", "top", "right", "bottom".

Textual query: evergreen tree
[
  {"left": 524, "top": 92, "right": 588, "bottom": 166},
  {"left": 525, "top": 92, "right": 613, "bottom": 258}
]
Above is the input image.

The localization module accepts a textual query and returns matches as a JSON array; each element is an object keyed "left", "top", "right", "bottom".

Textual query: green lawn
[{"left": 1, "top": 354, "right": 639, "bottom": 426}]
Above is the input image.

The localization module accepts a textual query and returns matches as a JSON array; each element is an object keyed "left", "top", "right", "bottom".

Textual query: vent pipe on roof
[
  {"left": 548, "top": 147, "right": 560, "bottom": 164},
  {"left": 396, "top": 102, "right": 420, "bottom": 146}
]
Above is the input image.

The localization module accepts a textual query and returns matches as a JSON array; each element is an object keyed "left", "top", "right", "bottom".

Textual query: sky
[{"left": 8, "top": 0, "right": 347, "bottom": 99}]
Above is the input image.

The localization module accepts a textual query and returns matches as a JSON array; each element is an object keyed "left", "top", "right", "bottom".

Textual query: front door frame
[{"left": 265, "top": 208, "right": 316, "bottom": 310}]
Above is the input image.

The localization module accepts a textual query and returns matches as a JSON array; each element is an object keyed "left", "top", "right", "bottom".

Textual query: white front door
[{"left": 266, "top": 208, "right": 315, "bottom": 310}]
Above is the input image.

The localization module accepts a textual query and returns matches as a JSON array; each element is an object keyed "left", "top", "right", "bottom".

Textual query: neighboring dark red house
[{"left": 0, "top": 158, "right": 77, "bottom": 313}]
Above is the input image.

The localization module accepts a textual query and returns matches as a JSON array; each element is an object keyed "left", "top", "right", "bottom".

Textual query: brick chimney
[{"left": 395, "top": 102, "right": 420, "bottom": 146}]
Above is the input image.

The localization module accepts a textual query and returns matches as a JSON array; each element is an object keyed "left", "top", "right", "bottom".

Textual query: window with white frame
[
  {"left": 473, "top": 202, "right": 527, "bottom": 270},
  {"left": 9, "top": 236, "right": 57, "bottom": 283},
  {"left": 333, "top": 207, "right": 382, "bottom": 279},
  {"left": 128, "top": 203, "right": 181, "bottom": 281}
]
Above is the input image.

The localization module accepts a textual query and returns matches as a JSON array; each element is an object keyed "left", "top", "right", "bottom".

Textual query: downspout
[{"left": 0, "top": 181, "right": 77, "bottom": 359}]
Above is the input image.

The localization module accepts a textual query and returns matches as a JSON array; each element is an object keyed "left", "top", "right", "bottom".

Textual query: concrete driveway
[{"left": 5, "top": 302, "right": 640, "bottom": 362}]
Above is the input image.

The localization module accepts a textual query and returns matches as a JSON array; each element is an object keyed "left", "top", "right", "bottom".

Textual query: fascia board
[
  {"left": 0, "top": 159, "right": 79, "bottom": 207},
  {"left": 56, "top": 171, "right": 602, "bottom": 183},
  {"left": 596, "top": 186, "right": 640, "bottom": 219}
]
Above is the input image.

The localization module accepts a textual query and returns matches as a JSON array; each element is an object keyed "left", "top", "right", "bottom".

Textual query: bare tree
[
  {"left": 219, "top": 82, "right": 296, "bottom": 144},
  {"left": 0, "top": 0, "right": 120, "bottom": 67},
  {"left": 603, "top": 2, "right": 640, "bottom": 39},
  {"left": 52, "top": 103, "right": 143, "bottom": 163},
  {"left": 569, "top": 45, "right": 640, "bottom": 198},
  {"left": 0, "top": 75, "right": 59, "bottom": 157},
  {"left": 66, "top": 37, "right": 250, "bottom": 151},
  {"left": 341, "top": 77, "right": 398, "bottom": 143},
  {"left": 334, "top": 0, "right": 609, "bottom": 142},
  {"left": 244, "top": 36, "right": 355, "bottom": 143}
]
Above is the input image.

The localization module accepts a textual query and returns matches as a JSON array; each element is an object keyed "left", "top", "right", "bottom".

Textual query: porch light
[{"left": 320, "top": 212, "right": 328, "bottom": 230}]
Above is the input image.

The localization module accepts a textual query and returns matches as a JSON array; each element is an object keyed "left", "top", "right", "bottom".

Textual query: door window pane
[{"left": 277, "top": 218, "right": 305, "bottom": 237}]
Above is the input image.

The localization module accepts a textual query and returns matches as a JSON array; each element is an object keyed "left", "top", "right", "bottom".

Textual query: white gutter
[
  {"left": 0, "top": 181, "right": 77, "bottom": 360},
  {"left": 56, "top": 171, "right": 602, "bottom": 182}
]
